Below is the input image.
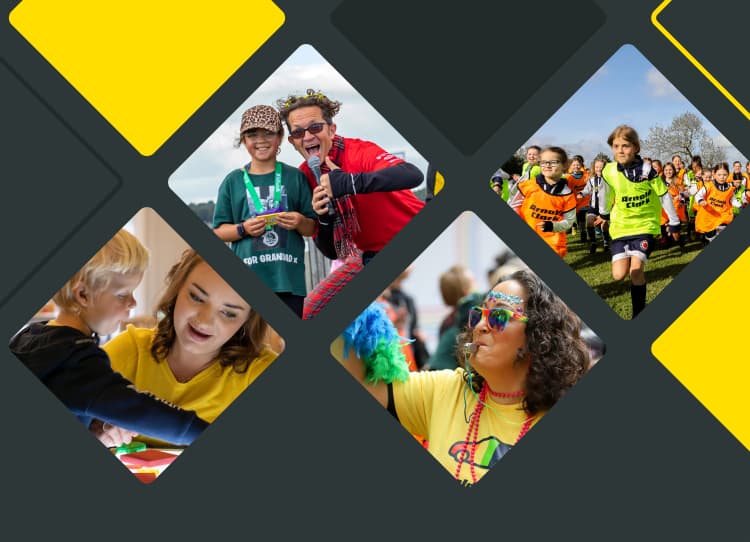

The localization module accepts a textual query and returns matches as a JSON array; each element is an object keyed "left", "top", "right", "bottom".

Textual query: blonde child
[{"left": 9, "top": 230, "right": 209, "bottom": 447}]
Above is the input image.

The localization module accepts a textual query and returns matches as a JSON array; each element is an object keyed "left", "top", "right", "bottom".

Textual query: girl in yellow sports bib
[{"left": 596, "top": 125, "right": 681, "bottom": 318}]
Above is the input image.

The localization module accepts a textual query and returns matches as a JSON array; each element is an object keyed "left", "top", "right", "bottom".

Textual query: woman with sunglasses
[{"left": 334, "top": 268, "right": 590, "bottom": 486}]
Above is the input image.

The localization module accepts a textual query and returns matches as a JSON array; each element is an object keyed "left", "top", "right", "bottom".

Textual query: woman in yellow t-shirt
[
  {"left": 334, "top": 269, "right": 590, "bottom": 486},
  {"left": 103, "top": 249, "right": 277, "bottom": 445}
]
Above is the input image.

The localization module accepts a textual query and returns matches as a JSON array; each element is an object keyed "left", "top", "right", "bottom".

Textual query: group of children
[
  {"left": 503, "top": 125, "right": 749, "bottom": 318},
  {"left": 651, "top": 156, "right": 749, "bottom": 245}
]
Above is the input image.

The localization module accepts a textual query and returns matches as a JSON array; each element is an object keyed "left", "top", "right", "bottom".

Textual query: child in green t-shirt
[{"left": 213, "top": 105, "right": 317, "bottom": 317}]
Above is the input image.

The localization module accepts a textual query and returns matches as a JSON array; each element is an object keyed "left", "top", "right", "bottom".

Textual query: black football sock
[{"left": 631, "top": 284, "right": 647, "bottom": 318}]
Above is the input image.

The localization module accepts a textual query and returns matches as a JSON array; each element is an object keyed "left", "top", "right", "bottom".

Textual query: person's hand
[
  {"left": 491, "top": 182, "right": 501, "bottom": 195},
  {"left": 312, "top": 185, "right": 332, "bottom": 216},
  {"left": 318, "top": 157, "right": 341, "bottom": 198},
  {"left": 276, "top": 211, "right": 303, "bottom": 230},
  {"left": 593, "top": 216, "right": 607, "bottom": 226},
  {"left": 576, "top": 193, "right": 583, "bottom": 200},
  {"left": 242, "top": 216, "right": 267, "bottom": 237},
  {"left": 699, "top": 200, "right": 707, "bottom": 207},
  {"left": 536, "top": 221, "right": 554, "bottom": 232},
  {"left": 89, "top": 419, "right": 137, "bottom": 448}
]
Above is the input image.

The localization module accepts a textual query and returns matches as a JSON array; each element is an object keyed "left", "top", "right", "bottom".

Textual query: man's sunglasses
[
  {"left": 467, "top": 306, "right": 529, "bottom": 332},
  {"left": 289, "top": 122, "right": 327, "bottom": 140}
]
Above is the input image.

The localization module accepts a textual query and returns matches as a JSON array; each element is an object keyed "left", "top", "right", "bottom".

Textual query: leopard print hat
[{"left": 240, "top": 105, "right": 282, "bottom": 136}]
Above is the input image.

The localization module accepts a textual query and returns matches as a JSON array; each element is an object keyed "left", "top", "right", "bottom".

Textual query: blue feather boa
[{"left": 342, "top": 302, "right": 411, "bottom": 384}]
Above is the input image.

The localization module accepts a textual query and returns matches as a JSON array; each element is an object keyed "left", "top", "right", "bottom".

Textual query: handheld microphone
[
  {"left": 462, "top": 343, "right": 478, "bottom": 355},
  {"left": 307, "top": 155, "right": 335, "bottom": 216},
  {"left": 307, "top": 155, "right": 322, "bottom": 184}
]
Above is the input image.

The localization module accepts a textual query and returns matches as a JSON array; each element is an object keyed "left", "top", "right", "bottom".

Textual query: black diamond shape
[
  {"left": 658, "top": 0, "right": 750, "bottom": 116},
  {"left": 1, "top": 63, "right": 120, "bottom": 303},
  {"left": 332, "top": 1, "right": 605, "bottom": 156}
]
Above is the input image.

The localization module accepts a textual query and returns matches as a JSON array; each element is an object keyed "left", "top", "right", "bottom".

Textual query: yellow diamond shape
[
  {"left": 10, "top": 1, "right": 285, "bottom": 156},
  {"left": 652, "top": 247, "right": 750, "bottom": 452}
]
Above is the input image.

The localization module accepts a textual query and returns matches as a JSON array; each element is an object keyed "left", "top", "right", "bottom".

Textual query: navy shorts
[{"left": 610, "top": 234, "right": 654, "bottom": 262}]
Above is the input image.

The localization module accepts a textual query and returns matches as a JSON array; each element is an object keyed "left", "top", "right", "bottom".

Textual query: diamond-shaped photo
[
  {"left": 7, "top": 208, "right": 284, "bottom": 484},
  {"left": 330, "top": 212, "right": 603, "bottom": 487},
  {"left": 492, "top": 44, "right": 749, "bottom": 320},
  {"left": 169, "top": 44, "right": 436, "bottom": 320}
]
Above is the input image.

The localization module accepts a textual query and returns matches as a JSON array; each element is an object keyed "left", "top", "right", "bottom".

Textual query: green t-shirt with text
[{"left": 212, "top": 162, "right": 315, "bottom": 296}]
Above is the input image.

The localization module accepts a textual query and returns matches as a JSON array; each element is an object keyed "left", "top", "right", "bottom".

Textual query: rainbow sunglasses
[{"left": 467, "top": 306, "right": 529, "bottom": 332}]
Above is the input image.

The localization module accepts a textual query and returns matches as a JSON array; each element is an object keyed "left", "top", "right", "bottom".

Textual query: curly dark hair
[
  {"left": 150, "top": 249, "right": 269, "bottom": 373},
  {"left": 456, "top": 269, "right": 590, "bottom": 415},
  {"left": 276, "top": 88, "right": 341, "bottom": 128}
]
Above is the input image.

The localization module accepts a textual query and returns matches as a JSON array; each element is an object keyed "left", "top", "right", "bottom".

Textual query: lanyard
[{"left": 242, "top": 162, "right": 282, "bottom": 214}]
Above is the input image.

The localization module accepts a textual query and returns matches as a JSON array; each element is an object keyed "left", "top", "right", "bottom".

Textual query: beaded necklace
[
  {"left": 454, "top": 381, "right": 534, "bottom": 484},
  {"left": 487, "top": 386, "right": 526, "bottom": 399}
]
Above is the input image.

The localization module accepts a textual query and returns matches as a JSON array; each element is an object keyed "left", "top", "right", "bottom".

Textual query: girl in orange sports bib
[
  {"left": 509, "top": 146, "right": 577, "bottom": 258},
  {"left": 566, "top": 154, "right": 590, "bottom": 243},
  {"left": 694, "top": 162, "right": 742, "bottom": 243}
]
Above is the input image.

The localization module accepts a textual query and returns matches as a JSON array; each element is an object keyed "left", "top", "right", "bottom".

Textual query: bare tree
[
  {"left": 695, "top": 137, "right": 727, "bottom": 168},
  {"left": 642, "top": 112, "right": 726, "bottom": 166}
]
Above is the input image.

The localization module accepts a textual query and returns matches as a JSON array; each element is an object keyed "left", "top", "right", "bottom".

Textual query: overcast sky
[
  {"left": 168, "top": 44, "right": 428, "bottom": 204},
  {"left": 516, "top": 44, "right": 746, "bottom": 166}
]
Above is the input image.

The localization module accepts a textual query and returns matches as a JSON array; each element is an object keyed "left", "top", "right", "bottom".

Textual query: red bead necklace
[
  {"left": 486, "top": 386, "right": 526, "bottom": 399},
  {"left": 454, "top": 382, "right": 534, "bottom": 484}
]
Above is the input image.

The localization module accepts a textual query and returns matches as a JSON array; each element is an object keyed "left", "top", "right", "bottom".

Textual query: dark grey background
[{"left": 1, "top": 0, "right": 748, "bottom": 539}]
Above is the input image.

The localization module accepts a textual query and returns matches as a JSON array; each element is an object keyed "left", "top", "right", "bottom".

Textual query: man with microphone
[{"left": 277, "top": 89, "right": 425, "bottom": 318}]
